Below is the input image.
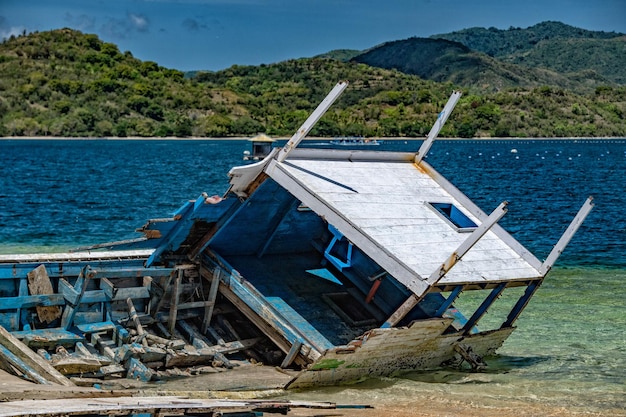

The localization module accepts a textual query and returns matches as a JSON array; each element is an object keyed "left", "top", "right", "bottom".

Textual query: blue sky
[{"left": 1, "top": 0, "right": 625, "bottom": 71}]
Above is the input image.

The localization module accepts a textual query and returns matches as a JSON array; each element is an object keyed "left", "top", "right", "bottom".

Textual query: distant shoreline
[{"left": 2, "top": 136, "right": 625, "bottom": 141}]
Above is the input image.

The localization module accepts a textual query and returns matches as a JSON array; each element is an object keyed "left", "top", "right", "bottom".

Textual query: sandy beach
[{"left": 2, "top": 369, "right": 623, "bottom": 417}]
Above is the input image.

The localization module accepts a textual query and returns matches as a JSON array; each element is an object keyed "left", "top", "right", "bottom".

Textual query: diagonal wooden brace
[{"left": 382, "top": 201, "right": 508, "bottom": 328}]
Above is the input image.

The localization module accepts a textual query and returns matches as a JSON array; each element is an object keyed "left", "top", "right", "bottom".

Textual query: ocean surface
[{"left": 1, "top": 138, "right": 625, "bottom": 413}]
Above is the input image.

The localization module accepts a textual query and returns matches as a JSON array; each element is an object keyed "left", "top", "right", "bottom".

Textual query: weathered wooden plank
[
  {"left": 152, "top": 269, "right": 175, "bottom": 317},
  {"left": 267, "top": 296, "right": 333, "bottom": 352},
  {"left": 75, "top": 321, "right": 116, "bottom": 334},
  {"left": 27, "top": 265, "right": 62, "bottom": 324},
  {"left": 0, "top": 396, "right": 330, "bottom": 417},
  {"left": 199, "top": 264, "right": 312, "bottom": 366},
  {"left": 126, "top": 297, "right": 148, "bottom": 346},
  {"left": 17, "top": 329, "right": 84, "bottom": 348},
  {"left": 0, "top": 294, "right": 65, "bottom": 309},
  {"left": 61, "top": 266, "right": 95, "bottom": 330},
  {"left": 52, "top": 355, "right": 102, "bottom": 375},
  {"left": 168, "top": 268, "right": 183, "bottom": 335},
  {"left": 201, "top": 267, "right": 221, "bottom": 333},
  {"left": 0, "top": 344, "right": 51, "bottom": 384},
  {"left": 280, "top": 340, "right": 303, "bottom": 369},
  {"left": 0, "top": 325, "right": 74, "bottom": 386}
]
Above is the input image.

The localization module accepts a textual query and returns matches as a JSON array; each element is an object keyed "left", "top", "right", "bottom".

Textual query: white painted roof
[{"left": 265, "top": 149, "right": 542, "bottom": 296}]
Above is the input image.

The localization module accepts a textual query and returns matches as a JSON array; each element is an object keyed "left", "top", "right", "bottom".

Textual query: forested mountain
[
  {"left": 432, "top": 21, "right": 622, "bottom": 57},
  {"left": 350, "top": 22, "right": 625, "bottom": 93},
  {"left": 0, "top": 28, "right": 625, "bottom": 138},
  {"left": 350, "top": 37, "right": 583, "bottom": 92}
]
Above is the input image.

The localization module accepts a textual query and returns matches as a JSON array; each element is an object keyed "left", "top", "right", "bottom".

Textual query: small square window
[{"left": 429, "top": 202, "right": 477, "bottom": 231}]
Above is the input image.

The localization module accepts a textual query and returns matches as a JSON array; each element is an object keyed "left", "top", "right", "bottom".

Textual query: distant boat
[{"left": 330, "top": 137, "right": 383, "bottom": 146}]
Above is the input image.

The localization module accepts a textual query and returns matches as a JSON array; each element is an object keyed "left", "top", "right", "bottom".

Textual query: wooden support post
[
  {"left": 539, "top": 196, "right": 594, "bottom": 276},
  {"left": 201, "top": 268, "right": 220, "bottom": 334},
  {"left": 143, "top": 276, "right": 153, "bottom": 314},
  {"left": 126, "top": 298, "right": 148, "bottom": 346},
  {"left": 501, "top": 280, "right": 541, "bottom": 328},
  {"left": 415, "top": 90, "right": 463, "bottom": 164},
  {"left": 383, "top": 202, "right": 508, "bottom": 328},
  {"left": 152, "top": 270, "right": 175, "bottom": 318},
  {"left": 434, "top": 285, "right": 464, "bottom": 317},
  {"left": 62, "top": 266, "right": 95, "bottom": 330},
  {"left": 168, "top": 269, "right": 183, "bottom": 335},
  {"left": 462, "top": 282, "right": 507, "bottom": 335},
  {"left": 276, "top": 81, "right": 348, "bottom": 162},
  {"left": 280, "top": 340, "right": 303, "bottom": 369}
]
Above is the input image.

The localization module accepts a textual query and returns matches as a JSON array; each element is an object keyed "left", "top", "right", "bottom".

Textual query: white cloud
[{"left": 129, "top": 13, "right": 149, "bottom": 31}]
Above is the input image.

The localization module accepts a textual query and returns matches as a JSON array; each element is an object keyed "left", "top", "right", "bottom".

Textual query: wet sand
[{"left": 2, "top": 370, "right": 623, "bottom": 417}]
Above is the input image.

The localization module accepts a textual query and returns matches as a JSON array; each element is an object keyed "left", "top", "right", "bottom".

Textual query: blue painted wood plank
[
  {"left": 266, "top": 296, "right": 334, "bottom": 352},
  {"left": 11, "top": 328, "right": 84, "bottom": 347},
  {"left": 0, "top": 344, "right": 50, "bottom": 385},
  {"left": 0, "top": 294, "right": 65, "bottom": 309}
]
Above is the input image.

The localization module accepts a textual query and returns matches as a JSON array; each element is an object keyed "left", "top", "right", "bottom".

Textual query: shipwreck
[{"left": 0, "top": 81, "right": 593, "bottom": 391}]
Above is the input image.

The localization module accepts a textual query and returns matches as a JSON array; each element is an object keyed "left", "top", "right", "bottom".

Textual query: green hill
[
  {"left": 432, "top": 21, "right": 626, "bottom": 86},
  {"left": 314, "top": 49, "right": 363, "bottom": 62},
  {"left": 432, "top": 21, "right": 622, "bottom": 56},
  {"left": 1, "top": 28, "right": 625, "bottom": 138},
  {"left": 350, "top": 37, "right": 585, "bottom": 92}
]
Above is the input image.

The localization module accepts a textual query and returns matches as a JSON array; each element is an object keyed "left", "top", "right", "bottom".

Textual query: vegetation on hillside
[
  {"left": 432, "top": 21, "right": 622, "bottom": 57},
  {"left": 431, "top": 21, "right": 626, "bottom": 86},
  {"left": 350, "top": 37, "right": 585, "bottom": 93},
  {"left": 0, "top": 28, "right": 625, "bottom": 138}
]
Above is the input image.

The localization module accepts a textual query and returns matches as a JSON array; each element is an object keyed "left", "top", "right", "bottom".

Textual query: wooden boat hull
[{"left": 287, "top": 320, "right": 514, "bottom": 388}]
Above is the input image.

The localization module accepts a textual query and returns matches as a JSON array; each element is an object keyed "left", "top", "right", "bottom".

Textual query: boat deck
[{"left": 225, "top": 252, "right": 382, "bottom": 347}]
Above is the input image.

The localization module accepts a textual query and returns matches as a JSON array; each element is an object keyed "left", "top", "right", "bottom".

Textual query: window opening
[{"left": 429, "top": 202, "right": 477, "bottom": 231}]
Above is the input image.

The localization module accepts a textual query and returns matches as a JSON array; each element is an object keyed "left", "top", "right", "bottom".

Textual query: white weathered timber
[
  {"left": 0, "top": 249, "right": 153, "bottom": 263},
  {"left": 383, "top": 201, "right": 509, "bottom": 326},
  {"left": 277, "top": 81, "right": 348, "bottom": 162},
  {"left": 266, "top": 154, "right": 542, "bottom": 295},
  {"left": 415, "top": 90, "right": 463, "bottom": 163},
  {"left": 287, "top": 320, "right": 515, "bottom": 389},
  {"left": 0, "top": 396, "right": 330, "bottom": 417},
  {"left": 539, "top": 196, "right": 594, "bottom": 275},
  {"left": 228, "top": 81, "right": 348, "bottom": 198}
]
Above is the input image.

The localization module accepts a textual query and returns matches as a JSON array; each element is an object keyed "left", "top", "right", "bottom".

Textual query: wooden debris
[
  {"left": 27, "top": 265, "right": 62, "bottom": 324},
  {"left": 0, "top": 396, "right": 340, "bottom": 417},
  {"left": 0, "top": 325, "right": 73, "bottom": 386}
]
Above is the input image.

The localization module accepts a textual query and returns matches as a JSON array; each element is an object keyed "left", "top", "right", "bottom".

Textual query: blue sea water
[{"left": 1, "top": 138, "right": 625, "bottom": 413}]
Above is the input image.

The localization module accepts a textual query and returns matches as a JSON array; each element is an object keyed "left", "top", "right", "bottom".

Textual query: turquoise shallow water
[
  {"left": 1, "top": 138, "right": 624, "bottom": 413},
  {"left": 279, "top": 267, "right": 626, "bottom": 413}
]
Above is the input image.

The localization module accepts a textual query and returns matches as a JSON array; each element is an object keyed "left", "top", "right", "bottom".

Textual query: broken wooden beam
[
  {"left": 126, "top": 297, "right": 148, "bottom": 346},
  {"left": 0, "top": 325, "right": 74, "bottom": 386}
]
